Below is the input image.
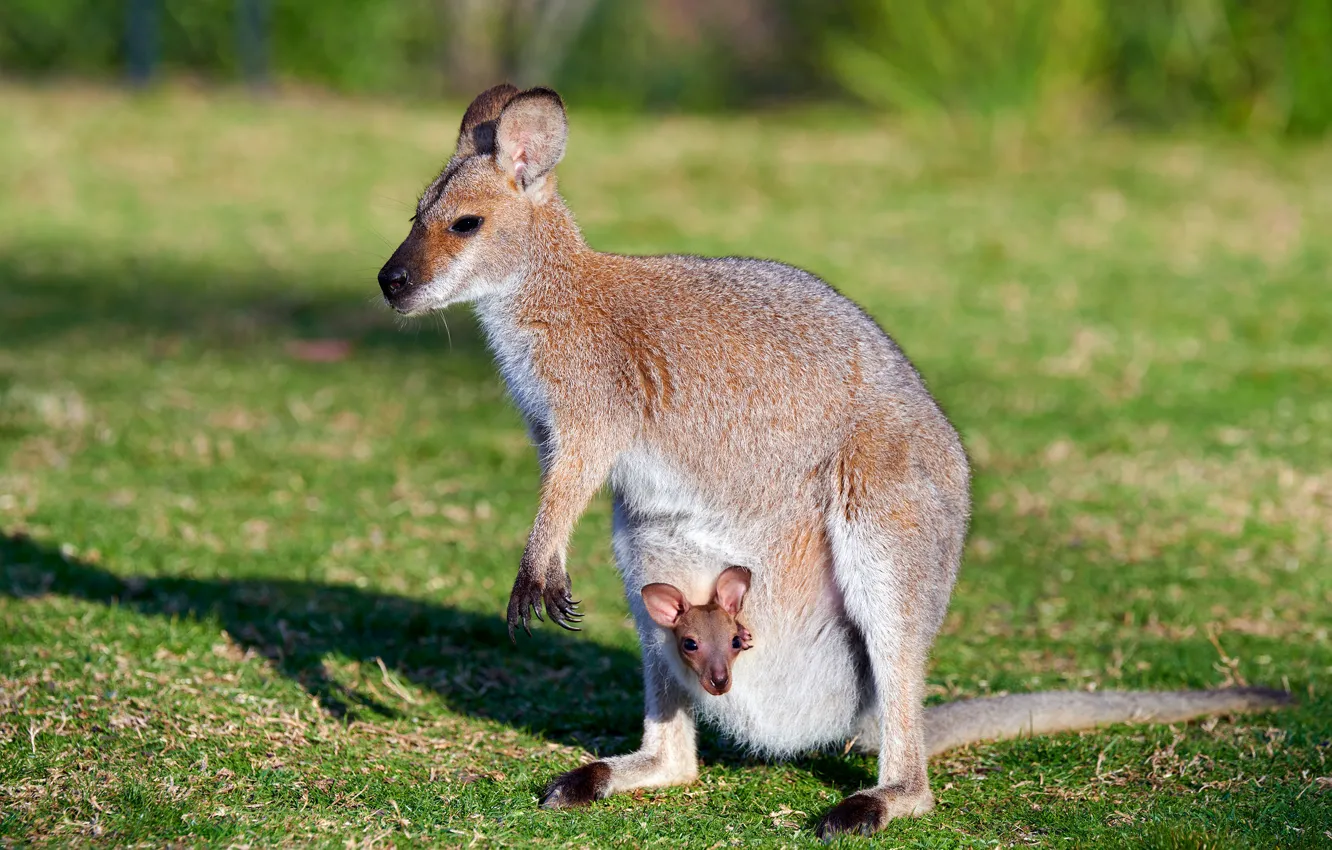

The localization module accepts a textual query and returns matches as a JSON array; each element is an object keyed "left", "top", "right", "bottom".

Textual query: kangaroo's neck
[
  {"left": 476, "top": 196, "right": 599, "bottom": 325},
  {"left": 528, "top": 195, "right": 590, "bottom": 282}
]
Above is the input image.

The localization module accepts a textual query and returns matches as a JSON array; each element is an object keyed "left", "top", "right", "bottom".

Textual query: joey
[{"left": 641, "top": 566, "right": 753, "bottom": 696}]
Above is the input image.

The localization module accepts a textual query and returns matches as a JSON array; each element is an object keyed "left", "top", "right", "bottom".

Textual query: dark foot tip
[
  {"left": 815, "top": 793, "right": 885, "bottom": 840},
  {"left": 539, "top": 762, "right": 612, "bottom": 810}
]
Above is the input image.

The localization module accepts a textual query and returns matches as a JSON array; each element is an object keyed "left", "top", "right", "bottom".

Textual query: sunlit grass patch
[{"left": 0, "top": 84, "right": 1328, "bottom": 847}]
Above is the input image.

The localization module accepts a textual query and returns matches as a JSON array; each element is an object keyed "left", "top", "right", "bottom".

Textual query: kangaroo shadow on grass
[
  {"left": 0, "top": 250, "right": 874, "bottom": 787},
  {"left": 1, "top": 532, "right": 876, "bottom": 792},
  {"left": 0, "top": 531, "right": 643, "bottom": 754}
]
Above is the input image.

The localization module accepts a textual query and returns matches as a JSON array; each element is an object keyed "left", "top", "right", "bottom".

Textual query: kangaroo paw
[
  {"left": 815, "top": 785, "right": 933, "bottom": 839},
  {"left": 539, "top": 762, "right": 612, "bottom": 809},
  {"left": 542, "top": 563, "right": 582, "bottom": 631}
]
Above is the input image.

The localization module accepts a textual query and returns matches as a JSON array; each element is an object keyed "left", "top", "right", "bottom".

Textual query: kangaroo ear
[
  {"left": 496, "top": 87, "right": 567, "bottom": 193},
  {"left": 455, "top": 83, "right": 520, "bottom": 160},
  {"left": 737, "top": 622, "right": 754, "bottom": 651},
  {"left": 715, "top": 566, "right": 752, "bottom": 616},
  {"left": 641, "top": 583, "right": 689, "bottom": 628}
]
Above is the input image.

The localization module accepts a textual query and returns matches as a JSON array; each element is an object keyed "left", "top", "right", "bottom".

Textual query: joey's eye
[
  {"left": 732, "top": 636, "right": 742, "bottom": 650},
  {"left": 449, "top": 215, "right": 483, "bottom": 235},
  {"left": 681, "top": 638, "right": 698, "bottom": 653}
]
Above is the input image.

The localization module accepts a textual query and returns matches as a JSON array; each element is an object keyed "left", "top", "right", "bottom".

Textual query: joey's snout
[{"left": 703, "top": 671, "right": 731, "bottom": 696}]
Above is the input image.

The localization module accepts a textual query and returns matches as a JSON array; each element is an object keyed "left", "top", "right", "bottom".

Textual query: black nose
[
  {"left": 378, "top": 266, "right": 409, "bottom": 297},
  {"left": 710, "top": 674, "right": 728, "bottom": 691}
]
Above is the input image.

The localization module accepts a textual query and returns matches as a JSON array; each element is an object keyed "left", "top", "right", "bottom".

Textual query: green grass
[{"left": 0, "top": 84, "right": 1329, "bottom": 847}]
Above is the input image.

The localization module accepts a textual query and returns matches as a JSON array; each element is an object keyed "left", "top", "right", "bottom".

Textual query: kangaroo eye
[
  {"left": 681, "top": 638, "right": 698, "bottom": 652},
  {"left": 732, "top": 636, "right": 742, "bottom": 650},
  {"left": 449, "top": 215, "right": 483, "bottom": 234}
]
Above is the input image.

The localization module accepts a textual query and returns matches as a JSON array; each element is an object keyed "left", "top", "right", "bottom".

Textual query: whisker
[
  {"left": 434, "top": 311, "right": 454, "bottom": 351},
  {"left": 368, "top": 227, "right": 397, "bottom": 248},
  {"left": 376, "top": 194, "right": 415, "bottom": 210}
]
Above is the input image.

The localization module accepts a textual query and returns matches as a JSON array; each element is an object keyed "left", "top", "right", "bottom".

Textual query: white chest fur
[
  {"left": 611, "top": 455, "right": 869, "bottom": 756},
  {"left": 475, "top": 298, "right": 552, "bottom": 441},
  {"left": 641, "top": 594, "right": 868, "bottom": 757}
]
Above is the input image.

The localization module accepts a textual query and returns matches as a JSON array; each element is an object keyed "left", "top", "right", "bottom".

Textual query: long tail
[{"left": 924, "top": 687, "right": 1291, "bottom": 757}]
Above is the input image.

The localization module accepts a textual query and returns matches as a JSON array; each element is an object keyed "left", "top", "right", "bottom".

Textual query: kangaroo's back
[{"left": 499, "top": 250, "right": 960, "bottom": 482}]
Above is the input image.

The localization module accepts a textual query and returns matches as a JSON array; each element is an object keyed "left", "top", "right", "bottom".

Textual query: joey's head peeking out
[{"left": 641, "top": 566, "right": 754, "bottom": 696}]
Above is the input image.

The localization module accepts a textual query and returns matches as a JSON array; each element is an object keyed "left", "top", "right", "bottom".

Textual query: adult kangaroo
[{"left": 377, "top": 84, "right": 1288, "bottom": 838}]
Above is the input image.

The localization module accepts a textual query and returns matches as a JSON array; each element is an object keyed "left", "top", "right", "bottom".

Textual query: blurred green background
[{"left": 4, "top": 0, "right": 1332, "bottom": 133}]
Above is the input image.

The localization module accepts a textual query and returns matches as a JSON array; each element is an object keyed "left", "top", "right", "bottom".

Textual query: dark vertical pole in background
[
  {"left": 237, "top": 0, "right": 271, "bottom": 89},
  {"left": 126, "top": 0, "right": 160, "bottom": 85}
]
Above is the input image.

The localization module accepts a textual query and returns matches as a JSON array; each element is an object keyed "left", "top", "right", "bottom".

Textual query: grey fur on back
[{"left": 924, "top": 688, "right": 1291, "bottom": 757}]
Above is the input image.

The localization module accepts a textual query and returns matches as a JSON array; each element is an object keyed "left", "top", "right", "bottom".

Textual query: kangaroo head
[
  {"left": 378, "top": 83, "right": 570, "bottom": 315},
  {"left": 641, "top": 566, "right": 754, "bottom": 696}
]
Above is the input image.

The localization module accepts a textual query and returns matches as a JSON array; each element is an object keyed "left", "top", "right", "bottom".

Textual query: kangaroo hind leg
[
  {"left": 816, "top": 434, "right": 967, "bottom": 837},
  {"left": 540, "top": 651, "right": 698, "bottom": 807}
]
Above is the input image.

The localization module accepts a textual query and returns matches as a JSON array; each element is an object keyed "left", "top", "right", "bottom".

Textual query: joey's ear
[
  {"left": 641, "top": 583, "right": 689, "bottom": 628},
  {"left": 715, "top": 566, "right": 752, "bottom": 616},
  {"left": 496, "top": 87, "right": 568, "bottom": 193},
  {"left": 737, "top": 622, "right": 754, "bottom": 651},
  {"left": 455, "top": 83, "right": 520, "bottom": 160}
]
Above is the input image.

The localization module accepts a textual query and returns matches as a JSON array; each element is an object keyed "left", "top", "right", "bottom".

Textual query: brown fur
[
  {"left": 377, "top": 85, "right": 1289, "bottom": 839},
  {"left": 768, "top": 521, "right": 833, "bottom": 615},
  {"left": 375, "top": 83, "right": 967, "bottom": 835}
]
